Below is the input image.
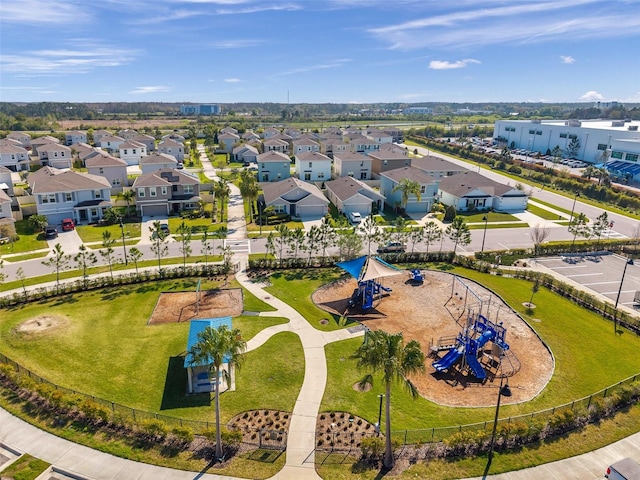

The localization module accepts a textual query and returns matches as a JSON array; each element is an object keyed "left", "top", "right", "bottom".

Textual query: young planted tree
[
  {"left": 175, "top": 220, "right": 193, "bottom": 269},
  {"left": 529, "top": 224, "right": 551, "bottom": 258},
  {"left": 590, "top": 211, "right": 610, "bottom": 249},
  {"left": 336, "top": 228, "right": 363, "bottom": 261},
  {"left": 360, "top": 214, "right": 381, "bottom": 255},
  {"left": 187, "top": 325, "right": 246, "bottom": 461},
  {"left": 74, "top": 244, "right": 98, "bottom": 288},
  {"left": 566, "top": 136, "right": 581, "bottom": 159},
  {"left": 213, "top": 179, "right": 231, "bottom": 222},
  {"left": 41, "top": 243, "right": 70, "bottom": 293},
  {"left": 150, "top": 221, "right": 169, "bottom": 275},
  {"left": 239, "top": 170, "right": 259, "bottom": 220},
  {"left": 445, "top": 216, "right": 472, "bottom": 253},
  {"left": 317, "top": 218, "right": 336, "bottom": 262},
  {"left": 201, "top": 229, "right": 214, "bottom": 266},
  {"left": 273, "top": 224, "right": 290, "bottom": 267},
  {"left": 528, "top": 273, "right": 542, "bottom": 308},
  {"left": 287, "top": 227, "right": 305, "bottom": 261},
  {"left": 391, "top": 178, "right": 421, "bottom": 215},
  {"left": 351, "top": 330, "right": 425, "bottom": 469},
  {"left": 568, "top": 212, "right": 589, "bottom": 250},
  {"left": 15, "top": 267, "right": 27, "bottom": 297},
  {"left": 128, "top": 247, "right": 143, "bottom": 276},
  {"left": 408, "top": 226, "right": 424, "bottom": 254},
  {"left": 100, "top": 230, "right": 117, "bottom": 279},
  {"left": 304, "top": 225, "right": 321, "bottom": 265},
  {"left": 117, "top": 189, "right": 136, "bottom": 219},
  {"left": 390, "top": 216, "right": 408, "bottom": 247},
  {"left": 423, "top": 221, "right": 442, "bottom": 254}
]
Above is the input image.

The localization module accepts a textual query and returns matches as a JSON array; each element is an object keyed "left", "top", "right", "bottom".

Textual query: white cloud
[
  {"left": 129, "top": 86, "right": 171, "bottom": 94},
  {"left": 207, "top": 39, "right": 264, "bottom": 48},
  {"left": 272, "top": 58, "right": 351, "bottom": 77},
  {"left": 0, "top": 0, "right": 91, "bottom": 25},
  {"left": 580, "top": 90, "right": 604, "bottom": 101},
  {"left": 429, "top": 59, "right": 480, "bottom": 70},
  {"left": 225, "top": 78, "right": 241, "bottom": 83},
  {"left": 560, "top": 55, "right": 575, "bottom": 64}
]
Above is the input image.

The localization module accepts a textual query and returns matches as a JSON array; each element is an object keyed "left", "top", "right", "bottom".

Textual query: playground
[{"left": 313, "top": 269, "right": 554, "bottom": 407}]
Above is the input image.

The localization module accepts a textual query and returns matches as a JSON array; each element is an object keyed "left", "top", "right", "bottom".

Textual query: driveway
[
  {"left": 46, "top": 228, "right": 83, "bottom": 255},
  {"left": 139, "top": 216, "right": 169, "bottom": 245}
]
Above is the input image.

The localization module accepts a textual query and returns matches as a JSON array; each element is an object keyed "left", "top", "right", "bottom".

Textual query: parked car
[
  {"left": 61, "top": 218, "right": 75, "bottom": 231},
  {"left": 377, "top": 242, "right": 406, "bottom": 253},
  {"left": 44, "top": 226, "right": 58, "bottom": 240},
  {"left": 348, "top": 212, "right": 362, "bottom": 224},
  {"left": 606, "top": 458, "right": 640, "bottom": 479},
  {"left": 176, "top": 163, "right": 184, "bottom": 169}
]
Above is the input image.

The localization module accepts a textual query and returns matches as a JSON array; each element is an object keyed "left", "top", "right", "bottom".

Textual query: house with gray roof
[
  {"left": 257, "top": 151, "right": 291, "bottom": 182},
  {"left": 158, "top": 138, "right": 185, "bottom": 161},
  {"left": 140, "top": 152, "right": 178, "bottom": 174},
  {"left": 37, "top": 143, "right": 73, "bottom": 169},
  {"left": 28, "top": 166, "right": 112, "bottom": 225},
  {"left": 6, "top": 132, "right": 31, "bottom": 147},
  {"left": 30, "top": 135, "right": 60, "bottom": 155},
  {"left": 70, "top": 142, "right": 96, "bottom": 162},
  {"left": 438, "top": 171, "right": 528, "bottom": 212},
  {"left": 411, "top": 155, "right": 468, "bottom": 179},
  {"left": 0, "top": 144, "right": 30, "bottom": 171},
  {"left": 332, "top": 151, "right": 372, "bottom": 180},
  {"left": 86, "top": 152, "right": 128, "bottom": 187},
  {"left": 233, "top": 144, "right": 259, "bottom": 164},
  {"left": 324, "top": 176, "right": 384, "bottom": 216},
  {"left": 0, "top": 166, "right": 15, "bottom": 196},
  {"left": 368, "top": 147, "right": 410, "bottom": 175},
  {"left": 98, "top": 135, "right": 126, "bottom": 154},
  {"left": 118, "top": 129, "right": 138, "bottom": 140},
  {"left": 0, "top": 188, "right": 15, "bottom": 238},
  {"left": 263, "top": 138, "right": 290, "bottom": 155},
  {"left": 132, "top": 134, "right": 156, "bottom": 152},
  {"left": 347, "top": 135, "right": 380, "bottom": 154},
  {"left": 132, "top": 168, "right": 200, "bottom": 217},
  {"left": 294, "top": 151, "right": 332, "bottom": 182},
  {"left": 218, "top": 132, "right": 240, "bottom": 153},
  {"left": 118, "top": 140, "right": 147, "bottom": 165},
  {"left": 92, "top": 130, "right": 112, "bottom": 143},
  {"left": 65, "top": 130, "right": 87, "bottom": 146},
  {"left": 261, "top": 177, "right": 329, "bottom": 218},
  {"left": 379, "top": 166, "right": 439, "bottom": 213}
]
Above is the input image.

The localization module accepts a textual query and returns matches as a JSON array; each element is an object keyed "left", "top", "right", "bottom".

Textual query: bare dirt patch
[
  {"left": 148, "top": 289, "right": 244, "bottom": 324},
  {"left": 312, "top": 270, "right": 553, "bottom": 407},
  {"left": 16, "top": 315, "right": 68, "bottom": 336}
]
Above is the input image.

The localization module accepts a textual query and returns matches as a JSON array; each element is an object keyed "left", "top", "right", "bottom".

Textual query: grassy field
[
  {"left": 0, "top": 220, "right": 48, "bottom": 255},
  {"left": 527, "top": 202, "right": 565, "bottom": 220},
  {"left": 76, "top": 222, "right": 141, "bottom": 243},
  {"left": 0, "top": 454, "right": 49, "bottom": 480},
  {"left": 529, "top": 197, "right": 575, "bottom": 216}
]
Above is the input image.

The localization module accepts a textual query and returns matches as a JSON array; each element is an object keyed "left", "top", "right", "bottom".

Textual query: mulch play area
[
  {"left": 148, "top": 289, "right": 244, "bottom": 324},
  {"left": 312, "top": 270, "right": 554, "bottom": 407}
]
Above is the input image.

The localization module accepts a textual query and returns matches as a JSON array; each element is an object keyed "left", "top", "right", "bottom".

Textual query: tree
[
  {"left": 175, "top": 221, "right": 193, "bottom": 268},
  {"left": 443, "top": 205, "right": 457, "bottom": 223},
  {"left": 408, "top": 226, "right": 424, "bottom": 254},
  {"left": 187, "top": 325, "right": 247, "bottom": 461},
  {"left": 551, "top": 145, "right": 563, "bottom": 168},
  {"left": 273, "top": 224, "right": 290, "bottom": 267},
  {"left": 445, "top": 216, "right": 471, "bottom": 253},
  {"left": 0, "top": 259, "right": 5, "bottom": 284},
  {"left": 118, "top": 189, "right": 136, "bottom": 219},
  {"left": 391, "top": 178, "right": 421, "bottom": 214},
  {"left": 317, "top": 218, "right": 336, "bottom": 262},
  {"left": 390, "top": 217, "right": 408, "bottom": 247},
  {"left": 41, "top": 243, "right": 70, "bottom": 293},
  {"left": 423, "top": 221, "right": 442, "bottom": 254},
  {"left": 336, "top": 228, "right": 363, "bottom": 261},
  {"left": 201, "top": 229, "right": 214, "bottom": 266},
  {"left": 568, "top": 212, "right": 589, "bottom": 250},
  {"left": 351, "top": 330, "right": 425, "bottom": 469},
  {"left": 287, "top": 227, "right": 305, "bottom": 260},
  {"left": 128, "top": 247, "right": 143, "bottom": 276},
  {"left": 213, "top": 179, "right": 231, "bottom": 222},
  {"left": 100, "top": 231, "right": 117, "bottom": 279},
  {"left": 74, "top": 244, "right": 98, "bottom": 288},
  {"left": 150, "top": 221, "right": 169, "bottom": 275},
  {"left": 29, "top": 214, "right": 49, "bottom": 233},
  {"left": 15, "top": 267, "right": 27, "bottom": 297},
  {"left": 566, "top": 136, "right": 580, "bottom": 159},
  {"left": 360, "top": 214, "right": 381, "bottom": 255},
  {"left": 590, "top": 211, "right": 610, "bottom": 248},
  {"left": 529, "top": 224, "right": 550, "bottom": 258},
  {"left": 239, "top": 170, "right": 259, "bottom": 220},
  {"left": 528, "top": 273, "right": 542, "bottom": 308}
]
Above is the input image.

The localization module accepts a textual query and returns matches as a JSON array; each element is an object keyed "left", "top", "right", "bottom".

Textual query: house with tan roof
[
  {"left": 7, "top": 132, "right": 32, "bottom": 147},
  {"left": 31, "top": 135, "right": 60, "bottom": 155},
  {"left": 368, "top": 148, "right": 410, "bottom": 175},
  {"left": 118, "top": 140, "right": 147, "bottom": 165},
  {"left": 0, "top": 144, "right": 30, "bottom": 171},
  {"left": 140, "top": 153, "right": 178, "bottom": 174},
  {"left": 242, "top": 130, "right": 260, "bottom": 143},
  {"left": 366, "top": 128, "right": 393, "bottom": 144},
  {"left": 319, "top": 137, "right": 349, "bottom": 158},
  {"left": 263, "top": 138, "right": 290, "bottom": 155},
  {"left": 217, "top": 132, "right": 240, "bottom": 153},
  {"left": 379, "top": 166, "right": 439, "bottom": 213},
  {"left": 92, "top": 130, "right": 112, "bottom": 143},
  {"left": 262, "top": 127, "right": 281, "bottom": 139},
  {"left": 118, "top": 129, "right": 138, "bottom": 140},
  {"left": 332, "top": 151, "right": 372, "bottom": 180},
  {"left": 348, "top": 135, "right": 380, "bottom": 154},
  {"left": 294, "top": 151, "right": 332, "bottom": 182},
  {"left": 220, "top": 126, "right": 238, "bottom": 135},
  {"left": 28, "top": 166, "right": 112, "bottom": 225},
  {"left": 261, "top": 177, "right": 329, "bottom": 218},
  {"left": 65, "top": 130, "right": 87, "bottom": 146},
  {"left": 0, "top": 188, "right": 15, "bottom": 238},
  {"left": 411, "top": 155, "right": 468, "bottom": 179},
  {"left": 98, "top": 135, "right": 126, "bottom": 154},
  {"left": 37, "top": 143, "right": 73, "bottom": 169},
  {"left": 70, "top": 142, "right": 96, "bottom": 162},
  {"left": 233, "top": 144, "right": 259, "bottom": 164},
  {"left": 86, "top": 152, "right": 128, "bottom": 187},
  {"left": 132, "top": 134, "right": 156, "bottom": 152},
  {"left": 438, "top": 171, "right": 528, "bottom": 212},
  {"left": 257, "top": 151, "right": 291, "bottom": 182},
  {"left": 132, "top": 168, "right": 201, "bottom": 217},
  {"left": 292, "top": 138, "right": 320, "bottom": 155},
  {"left": 158, "top": 138, "right": 185, "bottom": 161},
  {"left": 324, "top": 176, "right": 384, "bottom": 216},
  {"left": 0, "top": 166, "right": 15, "bottom": 196}
]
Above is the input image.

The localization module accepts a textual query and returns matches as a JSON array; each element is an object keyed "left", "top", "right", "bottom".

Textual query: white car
[{"left": 348, "top": 212, "right": 362, "bottom": 224}]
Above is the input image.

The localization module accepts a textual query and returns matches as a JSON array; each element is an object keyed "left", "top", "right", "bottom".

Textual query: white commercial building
[{"left": 493, "top": 119, "right": 640, "bottom": 168}]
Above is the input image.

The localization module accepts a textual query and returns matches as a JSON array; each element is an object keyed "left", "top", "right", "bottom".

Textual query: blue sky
[{"left": 1, "top": 0, "right": 640, "bottom": 104}]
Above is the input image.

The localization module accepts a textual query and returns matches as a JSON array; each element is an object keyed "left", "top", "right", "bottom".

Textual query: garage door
[
  {"left": 141, "top": 204, "right": 168, "bottom": 217},
  {"left": 298, "top": 205, "right": 327, "bottom": 217}
]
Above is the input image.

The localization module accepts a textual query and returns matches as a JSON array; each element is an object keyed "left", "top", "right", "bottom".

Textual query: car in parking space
[
  {"left": 61, "top": 218, "right": 75, "bottom": 231},
  {"left": 160, "top": 223, "right": 170, "bottom": 235},
  {"left": 605, "top": 457, "right": 640, "bottom": 479},
  {"left": 348, "top": 212, "right": 362, "bottom": 224},
  {"left": 377, "top": 242, "right": 406, "bottom": 253},
  {"left": 44, "top": 226, "right": 58, "bottom": 240}
]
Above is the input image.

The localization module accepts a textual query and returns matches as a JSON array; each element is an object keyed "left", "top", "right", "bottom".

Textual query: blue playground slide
[
  {"left": 476, "top": 328, "right": 495, "bottom": 349},
  {"left": 432, "top": 347, "right": 463, "bottom": 372},
  {"left": 465, "top": 354, "right": 487, "bottom": 380},
  {"left": 362, "top": 292, "right": 374, "bottom": 311}
]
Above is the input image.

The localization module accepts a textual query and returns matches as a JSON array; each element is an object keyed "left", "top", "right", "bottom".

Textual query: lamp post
[
  {"left": 376, "top": 393, "right": 385, "bottom": 436},
  {"left": 569, "top": 192, "right": 580, "bottom": 223},
  {"left": 119, "top": 219, "right": 128, "bottom": 265},
  {"left": 481, "top": 213, "right": 489, "bottom": 253},
  {"left": 613, "top": 256, "right": 634, "bottom": 335},
  {"left": 486, "top": 377, "right": 512, "bottom": 470}
]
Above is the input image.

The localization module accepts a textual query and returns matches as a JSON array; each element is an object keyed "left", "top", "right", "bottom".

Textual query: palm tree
[
  {"left": 392, "top": 178, "right": 422, "bottom": 214},
  {"left": 351, "top": 330, "right": 425, "bottom": 469},
  {"left": 213, "top": 179, "right": 231, "bottom": 222},
  {"left": 118, "top": 189, "right": 136, "bottom": 219},
  {"left": 239, "top": 170, "right": 259, "bottom": 221},
  {"left": 187, "top": 325, "right": 246, "bottom": 460}
]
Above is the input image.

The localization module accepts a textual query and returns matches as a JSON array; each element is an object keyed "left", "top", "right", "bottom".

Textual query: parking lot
[{"left": 537, "top": 253, "right": 640, "bottom": 309}]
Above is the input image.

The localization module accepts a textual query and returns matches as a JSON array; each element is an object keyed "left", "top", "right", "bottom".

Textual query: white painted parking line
[
  {"left": 582, "top": 281, "right": 621, "bottom": 286},
  {"left": 601, "top": 289, "right": 635, "bottom": 295},
  {"left": 551, "top": 265, "right": 590, "bottom": 269},
  {"left": 565, "top": 273, "right": 603, "bottom": 278}
]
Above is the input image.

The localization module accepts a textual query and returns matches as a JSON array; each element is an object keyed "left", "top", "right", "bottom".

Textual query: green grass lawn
[
  {"left": 167, "top": 216, "right": 225, "bottom": 235},
  {"left": 458, "top": 211, "right": 520, "bottom": 222},
  {"left": 0, "top": 454, "right": 50, "bottom": 480},
  {"left": 527, "top": 202, "right": 565, "bottom": 220},
  {"left": 468, "top": 222, "right": 529, "bottom": 230},
  {"left": 321, "top": 265, "right": 640, "bottom": 431},
  {"left": 0, "top": 220, "right": 48, "bottom": 255},
  {"left": 76, "top": 222, "right": 141, "bottom": 243},
  {"left": 0, "top": 279, "right": 300, "bottom": 424},
  {"left": 529, "top": 197, "right": 575, "bottom": 216}
]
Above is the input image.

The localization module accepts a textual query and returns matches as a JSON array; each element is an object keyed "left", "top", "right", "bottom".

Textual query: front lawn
[
  {"left": 76, "top": 222, "right": 141, "bottom": 243},
  {"left": 0, "top": 220, "right": 48, "bottom": 255}
]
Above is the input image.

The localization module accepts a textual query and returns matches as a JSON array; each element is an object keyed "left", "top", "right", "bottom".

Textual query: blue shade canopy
[
  {"left": 336, "top": 255, "right": 401, "bottom": 282},
  {"left": 184, "top": 317, "right": 233, "bottom": 368},
  {"left": 336, "top": 255, "right": 368, "bottom": 280}
]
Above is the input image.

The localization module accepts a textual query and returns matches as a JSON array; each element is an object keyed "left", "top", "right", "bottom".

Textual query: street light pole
[
  {"left": 376, "top": 393, "right": 385, "bottom": 436},
  {"left": 613, "top": 256, "right": 634, "bottom": 335},
  {"left": 481, "top": 213, "right": 489, "bottom": 253},
  {"left": 119, "top": 219, "right": 128, "bottom": 265},
  {"left": 569, "top": 192, "right": 579, "bottom": 223},
  {"left": 486, "top": 377, "right": 512, "bottom": 470}
]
